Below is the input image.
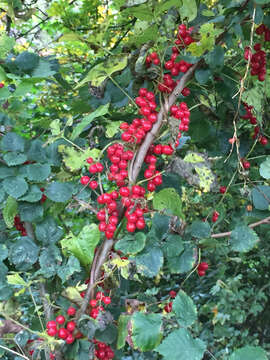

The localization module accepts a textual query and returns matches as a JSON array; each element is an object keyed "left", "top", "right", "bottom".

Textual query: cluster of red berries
[
  {"left": 14, "top": 215, "right": 27, "bottom": 236},
  {"left": 46, "top": 307, "right": 82, "bottom": 344},
  {"left": 107, "top": 144, "right": 133, "bottom": 185},
  {"left": 197, "top": 262, "right": 209, "bottom": 277},
  {"left": 212, "top": 210, "right": 219, "bottom": 223},
  {"left": 163, "top": 290, "right": 177, "bottom": 313},
  {"left": 145, "top": 51, "right": 160, "bottom": 67},
  {"left": 0, "top": 82, "right": 4, "bottom": 88},
  {"left": 40, "top": 187, "right": 47, "bottom": 203},
  {"left": 241, "top": 103, "right": 268, "bottom": 146},
  {"left": 83, "top": 291, "right": 111, "bottom": 319},
  {"left": 255, "top": 23, "right": 270, "bottom": 41},
  {"left": 93, "top": 339, "right": 114, "bottom": 359},
  {"left": 80, "top": 157, "right": 104, "bottom": 189},
  {"left": 170, "top": 101, "right": 191, "bottom": 143}
]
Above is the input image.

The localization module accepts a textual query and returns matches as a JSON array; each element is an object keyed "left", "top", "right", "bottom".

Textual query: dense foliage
[{"left": 0, "top": 0, "right": 270, "bottom": 359}]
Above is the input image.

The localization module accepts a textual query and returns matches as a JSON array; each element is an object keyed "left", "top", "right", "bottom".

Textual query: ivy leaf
[
  {"left": 58, "top": 145, "right": 100, "bottom": 172},
  {"left": 115, "top": 232, "right": 146, "bottom": 255},
  {"left": 230, "top": 225, "right": 259, "bottom": 252},
  {"left": 251, "top": 186, "right": 270, "bottom": 210},
  {"left": 228, "top": 346, "right": 267, "bottom": 360},
  {"left": 3, "top": 196, "right": 17, "bottom": 228},
  {"left": 190, "top": 221, "right": 211, "bottom": 239},
  {"left": 45, "top": 182, "right": 74, "bottom": 202},
  {"left": 153, "top": 188, "right": 183, "bottom": 218},
  {"left": 57, "top": 256, "right": 81, "bottom": 283},
  {"left": 3, "top": 152, "right": 27, "bottom": 166},
  {"left": 35, "top": 217, "right": 63, "bottom": 245},
  {"left": 25, "top": 164, "right": 51, "bottom": 182},
  {"left": 156, "top": 328, "right": 206, "bottom": 360},
  {"left": 61, "top": 224, "right": 100, "bottom": 267},
  {"left": 71, "top": 104, "right": 110, "bottom": 140},
  {"left": 9, "top": 237, "right": 39, "bottom": 271},
  {"left": 131, "top": 312, "right": 162, "bottom": 351},
  {"left": 173, "top": 290, "right": 197, "bottom": 327},
  {"left": 259, "top": 157, "right": 270, "bottom": 179},
  {"left": 3, "top": 176, "right": 28, "bottom": 199},
  {"left": 179, "top": 0, "right": 197, "bottom": 22}
]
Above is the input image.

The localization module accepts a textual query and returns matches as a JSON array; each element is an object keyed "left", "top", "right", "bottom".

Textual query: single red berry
[
  {"left": 198, "top": 269, "right": 206, "bottom": 277},
  {"left": 96, "top": 291, "right": 104, "bottom": 300},
  {"left": 199, "top": 262, "right": 209, "bottom": 271},
  {"left": 67, "top": 307, "right": 76, "bottom": 316},
  {"left": 80, "top": 176, "right": 90, "bottom": 185},
  {"left": 56, "top": 315, "right": 65, "bottom": 325},
  {"left": 66, "top": 321, "right": 76, "bottom": 332},
  {"left": 46, "top": 320, "right": 57, "bottom": 329},
  {"left": 162, "top": 145, "right": 174, "bottom": 155},
  {"left": 169, "top": 290, "right": 177, "bottom": 298},
  {"left": 47, "top": 327, "right": 57, "bottom": 337},
  {"left": 164, "top": 302, "right": 172, "bottom": 313},
  {"left": 90, "top": 299, "right": 97, "bottom": 307},
  {"left": 58, "top": 328, "right": 68, "bottom": 339},
  {"left": 65, "top": 334, "right": 75, "bottom": 344},
  {"left": 49, "top": 353, "right": 55, "bottom": 360},
  {"left": 90, "top": 308, "right": 99, "bottom": 319},
  {"left": 127, "top": 222, "right": 136, "bottom": 232},
  {"left": 259, "top": 136, "right": 268, "bottom": 146},
  {"left": 103, "top": 296, "right": 111, "bottom": 305},
  {"left": 86, "top": 157, "right": 93, "bottom": 164},
  {"left": 219, "top": 186, "right": 227, "bottom": 194},
  {"left": 89, "top": 180, "right": 98, "bottom": 190},
  {"left": 242, "top": 160, "right": 250, "bottom": 169},
  {"left": 136, "top": 218, "right": 146, "bottom": 229},
  {"left": 0, "top": 82, "right": 4, "bottom": 88}
]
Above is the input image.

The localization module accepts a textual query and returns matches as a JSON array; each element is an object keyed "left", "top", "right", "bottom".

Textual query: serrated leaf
[
  {"left": 153, "top": 188, "right": 183, "bottom": 218},
  {"left": 71, "top": 104, "right": 110, "bottom": 140},
  {"left": 117, "top": 315, "right": 130, "bottom": 349},
  {"left": 6, "top": 273, "right": 27, "bottom": 286},
  {"left": 131, "top": 312, "right": 162, "bottom": 351},
  {"left": 75, "top": 55, "right": 128, "bottom": 89},
  {"left": 57, "top": 255, "right": 81, "bottom": 283},
  {"left": 35, "top": 217, "right": 63, "bottom": 244},
  {"left": 1, "top": 132, "right": 25, "bottom": 152},
  {"left": 58, "top": 145, "right": 100, "bottom": 172},
  {"left": 45, "top": 182, "right": 74, "bottom": 202},
  {"left": 156, "top": 328, "right": 206, "bottom": 360},
  {"left": 187, "top": 24, "right": 223, "bottom": 57},
  {"left": 3, "top": 196, "right": 17, "bottom": 228},
  {"left": 3, "top": 176, "right": 28, "bottom": 199},
  {"left": 3, "top": 152, "right": 27, "bottom": 166},
  {"left": 251, "top": 185, "right": 270, "bottom": 210},
  {"left": 25, "top": 164, "right": 51, "bottom": 182},
  {"left": 105, "top": 121, "right": 121, "bottom": 138},
  {"left": 162, "top": 234, "right": 184, "bottom": 258},
  {"left": 61, "top": 224, "right": 100, "bottom": 267},
  {"left": 39, "top": 245, "right": 62, "bottom": 278},
  {"left": 18, "top": 185, "right": 42, "bottom": 203},
  {"left": 190, "top": 221, "right": 211, "bottom": 239},
  {"left": 173, "top": 290, "right": 197, "bottom": 327},
  {"left": 9, "top": 237, "right": 39, "bottom": 271},
  {"left": 180, "top": 0, "right": 197, "bottom": 22},
  {"left": 115, "top": 232, "right": 146, "bottom": 255},
  {"left": 228, "top": 346, "right": 267, "bottom": 360},
  {"left": 18, "top": 202, "right": 44, "bottom": 222},
  {"left": 168, "top": 246, "right": 196, "bottom": 274},
  {"left": 230, "top": 226, "right": 259, "bottom": 252},
  {"left": 259, "top": 157, "right": 270, "bottom": 179}
]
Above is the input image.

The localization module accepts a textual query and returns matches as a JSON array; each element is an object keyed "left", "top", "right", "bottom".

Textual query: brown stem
[
  {"left": 130, "top": 61, "right": 201, "bottom": 183},
  {"left": 211, "top": 216, "right": 270, "bottom": 239}
]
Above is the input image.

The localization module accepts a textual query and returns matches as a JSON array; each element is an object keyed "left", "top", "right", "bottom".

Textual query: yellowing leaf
[
  {"left": 184, "top": 153, "right": 205, "bottom": 163},
  {"left": 7, "top": 273, "right": 27, "bottom": 286},
  {"left": 194, "top": 166, "right": 215, "bottom": 192},
  {"left": 111, "top": 258, "right": 130, "bottom": 268},
  {"left": 58, "top": 145, "right": 100, "bottom": 172}
]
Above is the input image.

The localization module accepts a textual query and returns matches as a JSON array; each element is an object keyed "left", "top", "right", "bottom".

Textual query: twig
[
  {"left": 0, "top": 344, "right": 30, "bottom": 360},
  {"left": 211, "top": 216, "right": 270, "bottom": 239},
  {"left": 72, "top": 197, "right": 98, "bottom": 214}
]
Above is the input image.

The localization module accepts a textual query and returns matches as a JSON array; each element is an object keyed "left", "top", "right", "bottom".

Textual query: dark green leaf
[
  {"left": 115, "top": 232, "right": 146, "bottom": 255},
  {"left": 195, "top": 69, "right": 211, "bottom": 84},
  {"left": 173, "top": 290, "right": 197, "bottom": 327},
  {"left": 18, "top": 202, "right": 44, "bottom": 222},
  {"left": 152, "top": 213, "right": 170, "bottom": 239},
  {"left": 162, "top": 234, "right": 184, "bottom": 258},
  {"left": 132, "top": 312, "right": 162, "bottom": 351},
  {"left": 9, "top": 237, "right": 39, "bottom": 271},
  {"left": 205, "top": 46, "right": 224, "bottom": 69},
  {"left": 15, "top": 51, "right": 39, "bottom": 71},
  {"left": 252, "top": 185, "right": 270, "bottom": 210},
  {"left": 0, "top": 166, "right": 17, "bottom": 179},
  {"left": 190, "top": 221, "right": 211, "bottom": 239},
  {"left": 3, "top": 176, "right": 28, "bottom": 199},
  {"left": 35, "top": 217, "right": 63, "bottom": 244},
  {"left": 27, "top": 139, "right": 48, "bottom": 163},
  {"left": 228, "top": 346, "right": 267, "bottom": 360},
  {"left": 230, "top": 225, "right": 259, "bottom": 252},
  {"left": 3, "top": 152, "right": 27, "bottom": 166},
  {"left": 95, "top": 324, "right": 118, "bottom": 344},
  {"left": 135, "top": 244, "right": 163, "bottom": 278},
  {"left": 26, "top": 164, "right": 51, "bottom": 182},
  {"left": 3, "top": 196, "right": 17, "bottom": 228},
  {"left": 14, "top": 331, "right": 29, "bottom": 347},
  {"left": 117, "top": 315, "right": 130, "bottom": 349},
  {"left": 45, "top": 182, "right": 74, "bottom": 202},
  {"left": 57, "top": 255, "right": 81, "bottom": 283},
  {"left": 0, "top": 244, "right": 8, "bottom": 261},
  {"left": 156, "top": 328, "right": 206, "bottom": 360},
  {"left": 39, "top": 245, "right": 62, "bottom": 278},
  {"left": 19, "top": 185, "right": 42, "bottom": 203},
  {"left": 1, "top": 132, "right": 25, "bottom": 152},
  {"left": 168, "top": 245, "right": 196, "bottom": 274}
]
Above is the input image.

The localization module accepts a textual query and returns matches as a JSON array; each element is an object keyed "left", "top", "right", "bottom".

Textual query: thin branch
[
  {"left": 0, "top": 344, "right": 30, "bottom": 360},
  {"left": 73, "top": 197, "right": 98, "bottom": 214},
  {"left": 211, "top": 216, "right": 270, "bottom": 239}
]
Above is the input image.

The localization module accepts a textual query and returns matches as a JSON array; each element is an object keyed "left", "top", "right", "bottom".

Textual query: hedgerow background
[{"left": 0, "top": 0, "right": 270, "bottom": 359}]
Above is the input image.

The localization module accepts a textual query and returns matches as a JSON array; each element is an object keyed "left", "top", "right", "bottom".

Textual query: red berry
[
  {"left": 103, "top": 296, "right": 111, "bottom": 305},
  {"left": 58, "top": 328, "right": 68, "bottom": 339},
  {"left": 96, "top": 291, "right": 104, "bottom": 300},
  {"left": 65, "top": 334, "right": 75, "bottom": 344},
  {"left": 0, "top": 82, "right": 4, "bottom": 88},
  {"left": 199, "top": 262, "right": 209, "bottom": 271},
  {"left": 119, "top": 187, "right": 130, "bottom": 197},
  {"left": 198, "top": 270, "right": 206, "bottom": 277},
  {"left": 162, "top": 145, "right": 174, "bottom": 155},
  {"left": 96, "top": 163, "right": 104, "bottom": 172},
  {"left": 89, "top": 180, "right": 98, "bottom": 190},
  {"left": 136, "top": 218, "right": 145, "bottom": 229},
  {"left": 67, "top": 307, "right": 76, "bottom": 316},
  {"left": 80, "top": 176, "right": 90, "bottom": 185},
  {"left": 46, "top": 320, "right": 57, "bottom": 329},
  {"left": 89, "top": 164, "right": 98, "bottom": 174},
  {"left": 242, "top": 160, "right": 250, "bottom": 169},
  {"left": 153, "top": 144, "right": 163, "bottom": 155},
  {"left": 90, "top": 299, "right": 97, "bottom": 307},
  {"left": 86, "top": 157, "right": 93, "bottom": 164},
  {"left": 47, "top": 327, "right": 57, "bottom": 336},
  {"left": 219, "top": 186, "right": 226, "bottom": 194},
  {"left": 150, "top": 51, "right": 158, "bottom": 59},
  {"left": 66, "top": 321, "right": 76, "bottom": 332},
  {"left": 164, "top": 302, "right": 172, "bottom": 313},
  {"left": 169, "top": 290, "right": 177, "bottom": 298},
  {"left": 259, "top": 136, "right": 268, "bottom": 146},
  {"left": 56, "top": 315, "right": 65, "bottom": 325},
  {"left": 90, "top": 308, "right": 99, "bottom": 319},
  {"left": 126, "top": 222, "right": 136, "bottom": 232}
]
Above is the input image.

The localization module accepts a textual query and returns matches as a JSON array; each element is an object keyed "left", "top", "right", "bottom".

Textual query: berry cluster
[
  {"left": 40, "top": 187, "right": 47, "bottom": 203},
  {"left": 93, "top": 339, "right": 114, "bottom": 359},
  {"left": 212, "top": 210, "right": 219, "bottom": 223},
  {"left": 241, "top": 103, "right": 268, "bottom": 146},
  {"left": 14, "top": 215, "right": 27, "bottom": 236},
  {"left": 46, "top": 307, "right": 82, "bottom": 344},
  {"left": 170, "top": 101, "right": 191, "bottom": 141},
  {"left": 80, "top": 157, "right": 104, "bottom": 189},
  {"left": 86, "top": 291, "right": 111, "bottom": 319},
  {"left": 107, "top": 144, "right": 133, "bottom": 184},
  {"left": 145, "top": 51, "right": 160, "bottom": 67},
  {"left": 197, "top": 262, "right": 209, "bottom": 277}
]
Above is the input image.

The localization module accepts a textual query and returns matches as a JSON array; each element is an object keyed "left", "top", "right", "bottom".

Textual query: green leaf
[
  {"left": 31, "top": 59, "right": 56, "bottom": 78},
  {"left": 259, "top": 157, "right": 270, "bottom": 179},
  {"left": 35, "top": 217, "right": 63, "bottom": 244},
  {"left": 3, "top": 176, "right": 28, "bottom": 199},
  {"left": 153, "top": 188, "right": 183, "bottom": 218},
  {"left": 0, "top": 244, "right": 8, "bottom": 261},
  {"left": 162, "top": 234, "right": 184, "bottom": 258},
  {"left": 228, "top": 346, "right": 267, "bottom": 360},
  {"left": 15, "top": 51, "right": 39, "bottom": 72},
  {"left": 19, "top": 185, "right": 42, "bottom": 203},
  {"left": 39, "top": 245, "right": 62, "bottom": 278},
  {"left": 10, "top": 237, "right": 39, "bottom": 271},
  {"left": 71, "top": 104, "right": 110, "bottom": 140},
  {"left": 168, "top": 245, "right": 196, "bottom": 274},
  {"left": 115, "top": 232, "right": 146, "bottom": 255},
  {"left": 75, "top": 55, "right": 128, "bottom": 89},
  {"left": 132, "top": 24, "right": 159, "bottom": 45},
  {"left": 204, "top": 46, "right": 224, "bottom": 69},
  {"left": 3, "top": 196, "right": 17, "bottom": 228},
  {"left": 190, "top": 221, "right": 211, "bottom": 239},
  {"left": 105, "top": 121, "right": 122, "bottom": 138},
  {"left": 45, "top": 182, "right": 74, "bottom": 202},
  {"left": 135, "top": 243, "right": 163, "bottom": 278},
  {"left": 179, "top": 0, "right": 197, "bottom": 22},
  {"left": 14, "top": 331, "right": 29, "bottom": 347},
  {"left": 0, "top": 34, "right": 15, "bottom": 57},
  {"left": 195, "top": 69, "right": 211, "bottom": 84},
  {"left": 95, "top": 324, "right": 118, "bottom": 344},
  {"left": 58, "top": 145, "right": 100, "bottom": 172},
  {"left": 3, "top": 152, "right": 27, "bottom": 166},
  {"left": 57, "top": 255, "right": 81, "bottom": 283},
  {"left": 0, "top": 166, "right": 17, "bottom": 179},
  {"left": 25, "top": 164, "right": 51, "bottom": 182},
  {"left": 230, "top": 225, "right": 259, "bottom": 253},
  {"left": 156, "top": 328, "right": 206, "bottom": 360},
  {"left": 242, "top": 86, "right": 264, "bottom": 122},
  {"left": 117, "top": 315, "right": 130, "bottom": 349},
  {"left": 61, "top": 224, "right": 100, "bottom": 267},
  {"left": 188, "top": 24, "right": 223, "bottom": 57},
  {"left": 152, "top": 213, "right": 170, "bottom": 239},
  {"left": 254, "top": 0, "right": 270, "bottom": 3},
  {"left": 251, "top": 186, "right": 270, "bottom": 210},
  {"left": 173, "top": 290, "right": 197, "bottom": 327},
  {"left": 6, "top": 273, "right": 27, "bottom": 286},
  {"left": 131, "top": 312, "right": 162, "bottom": 351},
  {"left": 18, "top": 202, "right": 44, "bottom": 222},
  {"left": 1, "top": 132, "right": 25, "bottom": 152}
]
